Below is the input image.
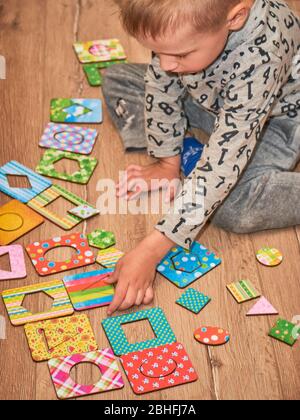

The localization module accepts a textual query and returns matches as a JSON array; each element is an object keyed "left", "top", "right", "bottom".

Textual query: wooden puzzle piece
[
  {"left": 0, "top": 161, "right": 52, "bottom": 203},
  {"left": 26, "top": 232, "right": 95, "bottom": 276},
  {"left": 102, "top": 307, "right": 176, "bottom": 357},
  {"left": 63, "top": 269, "right": 114, "bottom": 311},
  {"left": 246, "top": 296, "right": 279, "bottom": 316},
  {"left": 39, "top": 123, "right": 98, "bottom": 155},
  {"left": 269, "top": 318, "right": 300, "bottom": 347},
  {"left": 74, "top": 39, "right": 127, "bottom": 64},
  {"left": 49, "top": 349, "right": 124, "bottom": 399},
  {"left": 88, "top": 229, "right": 116, "bottom": 249},
  {"left": 50, "top": 98, "right": 102, "bottom": 124},
  {"left": 176, "top": 289, "right": 211, "bottom": 314},
  {"left": 69, "top": 205, "right": 100, "bottom": 219},
  {"left": 24, "top": 314, "right": 98, "bottom": 361},
  {"left": 2, "top": 279, "right": 74, "bottom": 326},
  {"left": 27, "top": 184, "right": 97, "bottom": 230},
  {"left": 121, "top": 342, "right": 198, "bottom": 395},
  {"left": 0, "top": 200, "right": 44, "bottom": 245},
  {"left": 0, "top": 245, "right": 26, "bottom": 280},
  {"left": 157, "top": 242, "right": 222, "bottom": 288},
  {"left": 256, "top": 247, "right": 283, "bottom": 267},
  {"left": 83, "top": 60, "right": 127, "bottom": 86},
  {"left": 227, "top": 280, "right": 261, "bottom": 304},
  {"left": 96, "top": 248, "right": 124, "bottom": 269},
  {"left": 194, "top": 327, "right": 230, "bottom": 346},
  {"left": 36, "top": 149, "right": 98, "bottom": 185}
]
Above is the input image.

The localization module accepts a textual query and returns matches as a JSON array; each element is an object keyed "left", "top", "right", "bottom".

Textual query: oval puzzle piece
[
  {"left": 194, "top": 327, "right": 230, "bottom": 346},
  {"left": 256, "top": 247, "right": 283, "bottom": 267}
]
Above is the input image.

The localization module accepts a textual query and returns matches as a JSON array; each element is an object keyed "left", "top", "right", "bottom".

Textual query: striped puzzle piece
[
  {"left": 227, "top": 280, "right": 261, "bottom": 304},
  {"left": 2, "top": 280, "right": 74, "bottom": 326},
  {"left": 0, "top": 161, "right": 52, "bottom": 203},
  {"left": 176, "top": 288, "right": 211, "bottom": 314},
  {"left": 96, "top": 247, "right": 124, "bottom": 269}
]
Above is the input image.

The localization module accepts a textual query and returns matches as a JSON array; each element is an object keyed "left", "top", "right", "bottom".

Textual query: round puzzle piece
[
  {"left": 0, "top": 213, "right": 24, "bottom": 231},
  {"left": 256, "top": 247, "right": 283, "bottom": 267},
  {"left": 194, "top": 327, "right": 230, "bottom": 346}
]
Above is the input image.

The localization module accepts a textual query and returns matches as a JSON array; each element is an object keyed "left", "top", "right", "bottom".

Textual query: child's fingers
[
  {"left": 118, "top": 286, "right": 139, "bottom": 311},
  {"left": 143, "top": 287, "right": 154, "bottom": 305},
  {"left": 135, "top": 290, "right": 144, "bottom": 306},
  {"left": 107, "top": 280, "right": 129, "bottom": 315},
  {"left": 104, "top": 263, "right": 122, "bottom": 284}
]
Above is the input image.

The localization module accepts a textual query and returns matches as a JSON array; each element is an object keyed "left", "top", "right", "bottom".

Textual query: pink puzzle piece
[
  {"left": 0, "top": 245, "right": 27, "bottom": 280},
  {"left": 246, "top": 296, "right": 279, "bottom": 316}
]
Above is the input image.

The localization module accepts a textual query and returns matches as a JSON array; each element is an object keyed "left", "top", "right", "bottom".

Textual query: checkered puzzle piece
[{"left": 176, "top": 289, "right": 211, "bottom": 314}]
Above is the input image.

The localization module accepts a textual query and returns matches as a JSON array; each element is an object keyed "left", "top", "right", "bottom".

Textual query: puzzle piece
[
  {"left": 0, "top": 200, "right": 44, "bottom": 245},
  {"left": 26, "top": 232, "right": 95, "bottom": 276},
  {"left": 227, "top": 280, "right": 261, "bottom": 303},
  {"left": 83, "top": 60, "right": 127, "bottom": 86},
  {"left": 27, "top": 184, "right": 97, "bottom": 230},
  {"left": 88, "top": 229, "right": 116, "bottom": 249},
  {"left": 246, "top": 296, "right": 279, "bottom": 316},
  {"left": 36, "top": 149, "right": 98, "bottom": 185},
  {"left": 157, "top": 242, "right": 222, "bottom": 288},
  {"left": 74, "top": 39, "right": 127, "bottom": 63},
  {"left": 194, "top": 327, "right": 230, "bottom": 346},
  {"left": 49, "top": 349, "right": 124, "bottom": 399},
  {"left": 0, "top": 245, "right": 26, "bottom": 280},
  {"left": 269, "top": 318, "right": 300, "bottom": 347},
  {"left": 121, "top": 343, "right": 198, "bottom": 395},
  {"left": 2, "top": 279, "right": 74, "bottom": 326},
  {"left": 256, "top": 247, "right": 283, "bottom": 267},
  {"left": 51, "top": 98, "right": 102, "bottom": 124},
  {"left": 69, "top": 205, "right": 100, "bottom": 220},
  {"left": 63, "top": 269, "right": 114, "bottom": 311},
  {"left": 25, "top": 314, "right": 98, "bottom": 361},
  {"left": 39, "top": 123, "right": 98, "bottom": 155},
  {"left": 96, "top": 248, "right": 124, "bottom": 269},
  {"left": 0, "top": 161, "right": 52, "bottom": 203},
  {"left": 176, "top": 289, "right": 211, "bottom": 314},
  {"left": 102, "top": 307, "right": 176, "bottom": 357}
]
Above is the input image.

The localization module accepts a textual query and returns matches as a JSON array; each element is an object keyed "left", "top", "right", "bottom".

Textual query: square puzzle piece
[
  {"left": 25, "top": 314, "right": 98, "bottom": 362},
  {"left": 27, "top": 184, "right": 97, "bottom": 230},
  {"left": 157, "top": 242, "right": 222, "bottom": 289},
  {"left": 2, "top": 279, "right": 74, "bottom": 326},
  {"left": 102, "top": 307, "right": 176, "bottom": 357},
  {"left": 88, "top": 229, "right": 116, "bottom": 250},
  {"left": 176, "top": 289, "right": 211, "bottom": 314},
  {"left": 49, "top": 349, "right": 124, "bottom": 400},
  {"left": 74, "top": 39, "right": 127, "bottom": 64},
  {"left": 83, "top": 60, "right": 127, "bottom": 86},
  {"left": 0, "top": 245, "right": 26, "bottom": 280},
  {"left": 121, "top": 342, "right": 198, "bottom": 395},
  {"left": 36, "top": 149, "right": 98, "bottom": 185},
  {"left": 63, "top": 269, "right": 114, "bottom": 311},
  {"left": 26, "top": 232, "right": 95, "bottom": 277},
  {"left": 39, "top": 123, "right": 98, "bottom": 155},
  {"left": 0, "top": 161, "right": 52, "bottom": 203},
  {"left": 51, "top": 98, "right": 102, "bottom": 124},
  {"left": 227, "top": 280, "right": 261, "bottom": 304},
  {"left": 69, "top": 205, "right": 99, "bottom": 220},
  {"left": 269, "top": 318, "right": 300, "bottom": 347},
  {"left": 96, "top": 248, "right": 124, "bottom": 269}
]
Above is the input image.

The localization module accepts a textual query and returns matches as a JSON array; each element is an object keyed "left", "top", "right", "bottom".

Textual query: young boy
[{"left": 103, "top": 0, "right": 300, "bottom": 315}]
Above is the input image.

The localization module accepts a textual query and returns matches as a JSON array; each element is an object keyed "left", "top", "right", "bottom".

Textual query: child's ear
[{"left": 226, "top": 2, "right": 252, "bottom": 31}]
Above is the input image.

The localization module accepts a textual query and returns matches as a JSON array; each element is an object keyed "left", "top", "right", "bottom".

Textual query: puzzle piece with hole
[
  {"left": 96, "top": 248, "right": 124, "bottom": 269},
  {"left": 83, "top": 60, "right": 127, "bottom": 86},
  {"left": 25, "top": 314, "right": 98, "bottom": 361},
  {"left": 176, "top": 289, "right": 211, "bottom": 314},
  {"left": 74, "top": 39, "right": 127, "bottom": 64},
  {"left": 36, "top": 149, "right": 98, "bottom": 185},
  {"left": 0, "top": 245, "right": 27, "bottom": 280},
  {"left": 50, "top": 99, "right": 102, "bottom": 124},
  {"left": 39, "top": 123, "right": 98, "bottom": 155},
  {"left": 0, "top": 161, "right": 52, "bottom": 203},
  {"left": 269, "top": 318, "right": 300, "bottom": 347},
  {"left": 227, "top": 280, "right": 261, "bottom": 303},
  {"left": 2, "top": 279, "right": 74, "bottom": 326},
  {"left": 26, "top": 232, "right": 95, "bottom": 276},
  {"left": 88, "top": 229, "right": 116, "bottom": 249}
]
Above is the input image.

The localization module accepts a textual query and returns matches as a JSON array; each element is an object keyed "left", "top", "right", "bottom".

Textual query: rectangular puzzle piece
[
  {"left": 0, "top": 245, "right": 27, "bottom": 280},
  {"left": 227, "top": 280, "right": 261, "bottom": 303},
  {"left": 50, "top": 98, "right": 102, "bottom": 124},
  {"left": 74, "top": 39, "right": 127, "bottom": 63}
]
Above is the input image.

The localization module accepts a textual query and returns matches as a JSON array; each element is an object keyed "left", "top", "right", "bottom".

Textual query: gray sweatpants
[{"left": 102, "top": 63, "right": 300, "bottom": 235}]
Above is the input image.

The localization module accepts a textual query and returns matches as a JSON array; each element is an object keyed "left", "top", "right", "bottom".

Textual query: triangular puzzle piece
[{"left": 247, "top": 296, "right": 279, "bottom": 316}]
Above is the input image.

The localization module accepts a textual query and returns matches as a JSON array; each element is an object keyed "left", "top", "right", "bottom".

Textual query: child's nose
[{"left": 159, "top": 55, "right": 179, "bottom": 72}]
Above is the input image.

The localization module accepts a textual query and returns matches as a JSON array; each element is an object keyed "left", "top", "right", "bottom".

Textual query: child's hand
[
  {"left": 117, "top": 155, "right": 181, "bottom": 202},
  {"left": 106, "top": 230, "right": 175, "bottom": 315}
]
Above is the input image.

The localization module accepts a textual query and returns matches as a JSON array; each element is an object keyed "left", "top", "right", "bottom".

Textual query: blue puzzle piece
[
  {"left": 0, "top": 161, "right": 52, "bottom": 203},
  {"left": 181, "top": 137, "right": 205, "bottom": 177},
  {"left": 176, "top": 288, "right": 211, "bottom": 314}
]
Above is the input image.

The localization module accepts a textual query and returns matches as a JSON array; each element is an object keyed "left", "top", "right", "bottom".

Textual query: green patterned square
[
  {"left": 88, "top": 229, "right": 116, "bottom": 249},
  {"left": 269, "top": 318, "right": 300, "bottom": 347},
  {"left": 176, "top": 288, "right": 211, "bottom": 314}
]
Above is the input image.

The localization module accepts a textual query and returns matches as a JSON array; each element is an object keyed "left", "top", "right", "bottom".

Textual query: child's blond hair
[{"left": 114, "top": 0, "right": 242, "bottom": 38}]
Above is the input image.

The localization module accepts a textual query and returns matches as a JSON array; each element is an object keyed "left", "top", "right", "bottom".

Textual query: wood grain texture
[{"left": 0, "top": 0, "right": 299, "bottom": 400}]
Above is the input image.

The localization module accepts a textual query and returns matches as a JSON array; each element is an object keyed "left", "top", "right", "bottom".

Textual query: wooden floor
[{"left": 0, "top": 0, "right": 300, "bottom": 401}]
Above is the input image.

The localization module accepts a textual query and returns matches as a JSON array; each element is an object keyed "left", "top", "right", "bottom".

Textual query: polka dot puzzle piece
[
  {"left": 176, "top": 289, "right": 211, "bottom": 314},
  {"left": 256, "top": 247, "right": 283, "bottom": 267},
  {"left": 26, "top": 232, "right": 95, "bottom": 277},
  {"left": 2, "top": 279, "right": 74, "bottom": 326},
  {"left": 50, "top": 98, "right": 103, "bottom": 124},
  {"left": 246, "top": 296, "right": 279, "bottom": 316},
  {"left": 49, "top": 349, "right": 124, "bottom": 400},
  {"left": 157, "top": 242, "right": 222, "bottom": 289},
  {"left": 121, "top": 343, "right": 198, "bottom": 395},
  {"left": 102, "top": 307, "right": 176, "bottom": 357},
  {"left": 269, "top": 318, "right": 300, "bottom": 347},
  {"left": 73, "top": 39, "right": 127, "bottom": 64},
  {"left": 227, "top": 280, "right": 261, "bottom": 304},
  {"left": 96, "top": 248, "right": 124, "bottom": 269},
  {"left": 68, "top": 205, "right": 100, "bottom": 220},
  {"left": 39, "top": 123, "right": 98, "bottom": 155},
  {"left": 194, "top": 327, "right": 230, "bottom": 346},
  {"left": 88, "top": 229, "right": 116, "bottom": 250},
  {"left": 0, "top": 245, "right": 27, "bottom": 280},
  {"left": 0, "top": 200, "right": 44, "bottom": 246}
]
